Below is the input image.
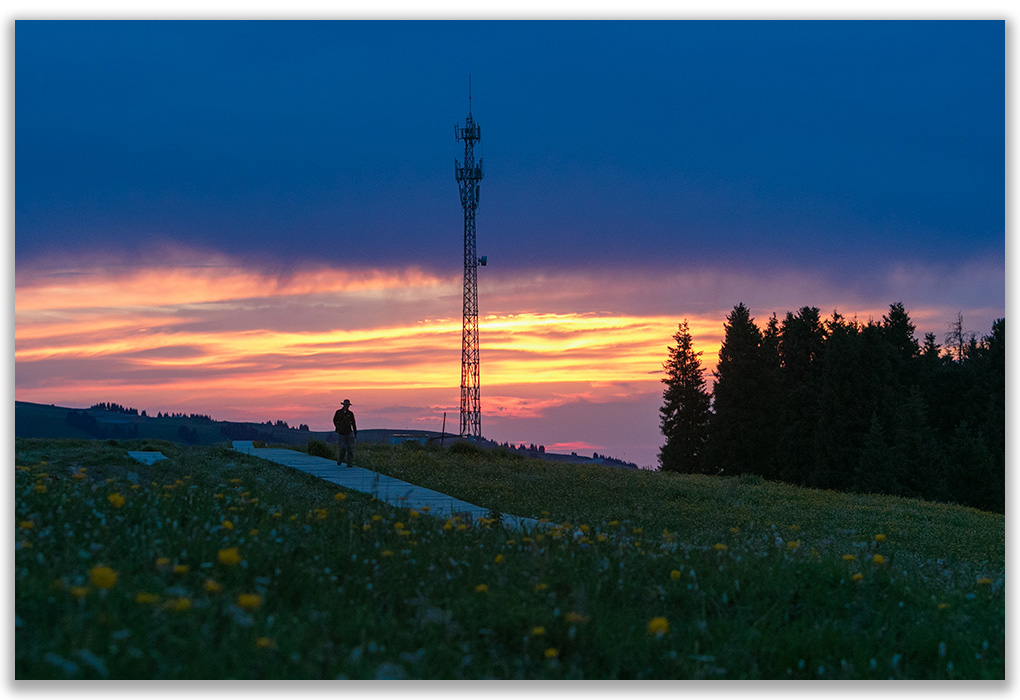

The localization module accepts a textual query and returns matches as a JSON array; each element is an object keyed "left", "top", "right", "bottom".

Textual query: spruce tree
[
  {"left": 709, "top": 303, "right": 765, "bottom": 476},
  {"left": 659, "top": 320, "right": 712, "bottom": 473}
]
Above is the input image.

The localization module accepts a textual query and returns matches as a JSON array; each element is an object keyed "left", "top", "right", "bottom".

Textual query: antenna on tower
[{"left": 455, "top": 82, "right": 484, "bottom": 439}]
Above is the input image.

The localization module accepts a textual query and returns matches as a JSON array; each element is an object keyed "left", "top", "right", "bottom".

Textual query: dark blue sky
[{"left": 16, "top": 20, "right": 1004, "bottom": 278}]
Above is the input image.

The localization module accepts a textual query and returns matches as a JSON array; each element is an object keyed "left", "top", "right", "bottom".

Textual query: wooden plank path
[{"left": 231, "top": 442, "right": 539, "bottom": 530}]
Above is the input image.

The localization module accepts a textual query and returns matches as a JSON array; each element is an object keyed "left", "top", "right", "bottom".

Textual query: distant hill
[{"left": 13, "top": 401, "right": 637, "bottom": 469}]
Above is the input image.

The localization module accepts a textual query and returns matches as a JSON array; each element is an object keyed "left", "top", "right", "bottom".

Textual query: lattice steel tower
[{"left": 455, "top": 89, "right": 484, "bottom": 439}]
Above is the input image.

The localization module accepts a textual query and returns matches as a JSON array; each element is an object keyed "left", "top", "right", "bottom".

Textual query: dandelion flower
[
  {"left": 34, "top": 483, "right": 47, "bottom": 494},
  {"left": 218, "top": 547, "right": 242, "bottom": 566},
  {"left": 565, "top": 612, "right": 590, "bottom": 624},
  {"left": 474, "top": 584, "right": 489, "bottom": 594},
  {"left": 872, "top": 554, "right": 885, "bottom": 565},
  {"left": 173, "top": 564, "right": 189, "bottom": 574},
  {"left": 381, "top": 550, "right": 394, "bottom": 557},
  {"left": 787, "top": 540, "right": 801, "bottom": 550},
  {"left": 333, "top": 492, "right": 347, "bottom": 501},
  {"left": 107, "top": 493, "right": 125, "bottom": 509},
  {"left": 544, "top": 648, "right": 559, "bottom": 660},
  {"left": 852, "top": 573, "right": 864, "bottom": 582},
  {"left": 713, "top": 543, "right": 728, "bottom": 551},
  {"left": 938, "top": 603, "right": 950, "bottom": 610},
  {"left": 371, "top": 515, "right": 383, "bottom": 522},
  {"left": 874, "top": 534, "right": 886, "bottom": 542},
  {"left": 237, "top": 593, "right": 262, "bottom": 610},
  {"left": 166, "top": 597, "right": 192, "bottom": 612},
  {"left": 222, "top": 520, "right": 234, "bottom": 530},
  {"left": 842, "top": 554, "right": 856, "bottom": 562},
  {"left": 532, "top": 626, "right": 546, "bottom": 636},
  {"left": 494, "top": 554, "right": 505, "bottom": 564},
  {"left": 729, "top": 527, "right": 740, "bottom": 534},
  {"left": 976, "top": 577, "right": 992, "bottom": 586},
  {"left": 70, "top": 586, "right": 89, "bottom": 600},
  {"left": 90, "top": 565, "right": 118, "bottom": 589},
  {"left": 670, "top": 569, "right": 682, "bottom": 581},
  {"left": 135, "top": 592, "right": 160, "bottom": 604},
  {"left": 534, "top": 583, "right": 548, "bottom": 593},
  {"left": 155, "top": 557, "right": 170, "bottom": 567},
  {"left": 203, "top": 579, "right": 224, "bottom": 593},
  {"left": 19, "top": 520, "right": 34, "bottom": 530},
  {"left": 647, "top": 616, "right": 670, "bottom": 638},
  {"left": 256, "top": 637, "right": 275, "bottom": 649}
]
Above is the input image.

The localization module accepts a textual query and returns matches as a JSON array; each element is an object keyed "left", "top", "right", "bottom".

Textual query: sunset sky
[{"left": 14, "top": 18, "right": 1005, "bottom": 467}]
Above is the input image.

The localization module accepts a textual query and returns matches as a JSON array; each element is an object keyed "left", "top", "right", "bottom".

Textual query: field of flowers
[{"left": 15, "top": 438, "right": 1004, "bottom": 679}]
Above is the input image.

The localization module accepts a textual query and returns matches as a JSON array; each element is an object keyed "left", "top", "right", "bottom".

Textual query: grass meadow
[{"left": 14, "top": 438, "right": 1004, "bottom": 679}]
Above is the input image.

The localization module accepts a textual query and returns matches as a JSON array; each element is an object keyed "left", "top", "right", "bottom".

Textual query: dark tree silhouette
[{"left": 659, "top": 320, "right": 712, "bottom": 474}]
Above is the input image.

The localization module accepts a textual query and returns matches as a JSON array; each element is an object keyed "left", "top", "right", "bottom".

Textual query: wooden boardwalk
[{"left": 232, "top": 442, "right": 539, "bottom": 530}]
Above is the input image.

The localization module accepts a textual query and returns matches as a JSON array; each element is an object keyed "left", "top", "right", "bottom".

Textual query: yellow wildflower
[
  {"left": 534, "top": 583, "right": 548, "bottom": 593},
  {"left": 494, "top": 554, "right": 505, "bottom": 565},
  {"left": 977, "top": 577, "right": 992, "bottom": 586},
  {"left": 173, "top": 564, "right": 189, "bottom": 574},
  {"left": 19, "top": 521, "right": 34, "bottom": 530},
  {"left": 874, "top": 534, "right": 886, "bottom": 542},
  {"left": 155, "top": 557, "right": 170, "bottom": 567},
  {"left": 256, "top": 637, "right": 275, "bottom": 649},
  {"left": 72, "top": 470, "right": 87, "bottom": 481},
  {"left": 474, "top": 584, "right": 489, "bottom": 594},
  {"left": 237, "top": 593, "right": 262, "bottom": 610},
  {"left": 787, "top": 540, "right": 801, "bottom": 550},
  {"left": 34, "top": 484, "right": 47, "bottom": 494},
  {"left": 135, "top": 592, "right": 160, "bottom": 604},
  {"left": 872, "top": 554, "right": 885, "bottom": 565},
  {"left": 565, "top": 612, "right": 590, "bottom": 624},
  {"left": 90, "top": 565, "right": 118, "bottom": 589},
  {"left": 532, "top": 626, "right": 546, "bottom": 636},
  {"left": 842, "top": 554, "right": 856, "bottom": 561},
  {"left": 544, "top": 648, "right": 559, "bottom": 660},
  {"left": 166, "top": 597, "right": 192, "bottom": 612},
  {"left": 218, "top": 547, "right": 242, "bottom": 566},
  {"left": 371, "top": 515, "right": 383, "bottom": 522},
  {"left": 852, "top": 573, "right": 864, "bottom": 582},
  {"left": 729, "top": 527, "right": 740, "bottom": 534},
  {"left": 70, "top": 586, "right": 89, "bottom": 600},
  {"left": 333, "top": 492, "right": 347, "bottom": 501},
  {"left": 204, "top": 579, "right": 224, "bottom": 593},
  {"left": 222, "top": 520, "right": 234, "bottom": 530},
  {"left": 381, "top": 550, "right": 394, "bottom": 557},
  {"left": 938, "top": 603, "right": 950, "bottom": 610},
  {"left": 647, "top": 616, "right": 670, "bottom": 638},
  {"left": 713, "top": 543, "right": 728, "bottom": 551},
  {"left": 107, "top": 492, "right": 125, "bottom": 509}
]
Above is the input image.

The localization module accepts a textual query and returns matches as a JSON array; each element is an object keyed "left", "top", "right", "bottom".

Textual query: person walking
[{"left": 333, "top": 399, "right": 357, "bottom": 467}]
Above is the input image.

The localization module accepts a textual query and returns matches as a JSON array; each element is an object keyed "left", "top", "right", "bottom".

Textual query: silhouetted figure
[{"left": 333, "top": 399, "right": 357, "bottom": 466}]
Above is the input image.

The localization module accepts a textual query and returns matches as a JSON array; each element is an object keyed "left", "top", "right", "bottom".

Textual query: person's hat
[{"left": 342, "top": 399, "right": 352, "bottom": 406}]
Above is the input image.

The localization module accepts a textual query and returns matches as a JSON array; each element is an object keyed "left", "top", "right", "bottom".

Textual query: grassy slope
[{"left": 14, "top": 438, "right": 1004, "bottom": 679}]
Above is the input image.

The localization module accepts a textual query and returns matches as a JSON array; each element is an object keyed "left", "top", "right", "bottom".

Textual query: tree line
[{"left": 659, "top": 303, "right": 1004, "bottom": 513}]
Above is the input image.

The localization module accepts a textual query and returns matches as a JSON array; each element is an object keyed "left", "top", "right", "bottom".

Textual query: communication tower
[{"left": 455, "top": 87, "right": 484, "bottom": 438}]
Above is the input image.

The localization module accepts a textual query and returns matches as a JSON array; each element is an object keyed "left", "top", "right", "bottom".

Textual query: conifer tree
[
  {"left": 659, "top": 320, "right": 712, "bottom": 473},
  {"left": 709, "top": 303, "right": 766, "bottom": 476}
]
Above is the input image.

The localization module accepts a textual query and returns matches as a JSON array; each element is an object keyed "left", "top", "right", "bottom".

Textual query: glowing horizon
[{"left": 14, "top": 253, "right": 1004, "bottom": 467}]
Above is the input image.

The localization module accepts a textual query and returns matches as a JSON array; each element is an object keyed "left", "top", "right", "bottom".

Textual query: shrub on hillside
[
  {"left": 307, "top": 439, "right": 336, "bottom": 460},
  {"left": 449, "top": 440, "right": 485, "bottom": 457}
]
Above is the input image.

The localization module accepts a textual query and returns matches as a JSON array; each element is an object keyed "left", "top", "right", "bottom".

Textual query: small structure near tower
[{"left": 455, "top": 84, "right": 484, "bottom": 439}]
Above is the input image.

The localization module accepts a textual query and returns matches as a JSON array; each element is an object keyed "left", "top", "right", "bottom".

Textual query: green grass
[{"left": 15, "top": 438, "right": 1004, "bottom": 679}]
